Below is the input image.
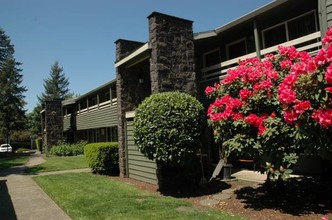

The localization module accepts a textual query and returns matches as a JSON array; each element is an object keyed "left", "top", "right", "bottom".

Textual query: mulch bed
[{"left": 111, "top": 175, "right": 332, "bottom": 220}]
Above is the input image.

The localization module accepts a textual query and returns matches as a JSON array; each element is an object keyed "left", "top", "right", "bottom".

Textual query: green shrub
[
  {"left": 35, "top": 138, "right": 42, "bottom": 152},
  {"left": 84, "top": 142, "right": 119, "bottom": 175},
  {"left": 133, "top": 92, "right": 204, "bottom": 165},
  {"left": 49, "top": 140, "right": 88, "bottom": 156},
  {"left": 15, "top": 148, "right": 30, "bottom": 154}
]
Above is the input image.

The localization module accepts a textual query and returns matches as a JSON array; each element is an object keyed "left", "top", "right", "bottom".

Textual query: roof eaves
[{"left": 215, "top": 0, "right": 288, "bottom": 34}]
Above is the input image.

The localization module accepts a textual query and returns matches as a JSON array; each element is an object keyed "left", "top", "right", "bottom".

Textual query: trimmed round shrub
[
  {"left": 133, "top": 92, "right": 204, "bottom": 165},
  {"left": 84, "top": 142, "right": 119, "bottom": 175}
]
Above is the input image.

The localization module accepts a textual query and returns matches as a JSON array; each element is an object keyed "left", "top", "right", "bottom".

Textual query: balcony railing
[{"left": 200, "top": 31, "right": 322, "bottom": 82}]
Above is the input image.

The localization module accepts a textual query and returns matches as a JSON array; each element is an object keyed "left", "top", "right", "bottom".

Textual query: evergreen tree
[
  {"left": 26, "top": 105, "right": 42, "bottom": 135},
  {"left": 38, "top": 61, "right": 71, "bottom": 104},
  {"left": 0, "top": 28, "right": 27, "bottom": 143}
]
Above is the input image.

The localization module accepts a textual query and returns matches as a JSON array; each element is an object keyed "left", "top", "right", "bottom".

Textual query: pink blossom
[
  {"left": 312, "top": 108, "right": 332, "bottom": 128},
  {"left": 325, "top": 64, "right": 332, "bottom": 84},
  {"left": 325, "top": 87, "right": 332, "bottom": 93},
  {"left": 205, "top": 86, "right": 214, "bottom": 95},
  {"left": 245, "top": 114, "right": 264, "bottom": 128},
  {"left": 280, "top": 60, "right": 292, "bottom": 69},
  {"left": 293, "top": 100, "right": 311, "bottom": 114},
  {"left": 239, "top": 89, "right": 252, "bottom": 101},
  {"left": 322, "top": 27, "right": 332, "bottom": 45},
  {"left": 284, "top": 109, "right": 299, "bottom": 124}
]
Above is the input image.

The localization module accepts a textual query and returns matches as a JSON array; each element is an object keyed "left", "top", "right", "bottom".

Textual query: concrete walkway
[{"left": 0, "top": 151, "right": 89, "bottom": 220}]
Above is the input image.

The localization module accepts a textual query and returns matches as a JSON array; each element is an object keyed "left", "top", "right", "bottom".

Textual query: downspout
[{"left": 253, "top": 20, "right": 261, "bottom": 60}]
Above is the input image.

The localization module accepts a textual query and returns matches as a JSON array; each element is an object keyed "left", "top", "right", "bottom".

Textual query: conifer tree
[
  {"left": 38, "top": 61, "right": 71, "bottom": 104},
  {"left": 0, "top": 28, "right": 27, "bottom": 143}
]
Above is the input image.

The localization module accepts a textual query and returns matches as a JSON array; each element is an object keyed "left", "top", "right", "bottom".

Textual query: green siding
[
  {"left": 76, "top": 104, "right": 117, "bottom": 130},
  {"left": 63, "top": 116, "right": 71, "bottom": 131},
  {"left": 327, "top": 0, "right": 332, "bottom": 27},
  {"left": 320, "top": 0, "right": 332, "bottom": 35},
  {"left": 126, "top": 120, "right": 157, "bottom": 185}
]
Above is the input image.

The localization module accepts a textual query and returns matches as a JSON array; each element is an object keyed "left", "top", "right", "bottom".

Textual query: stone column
[
  {"left": 148, "top": 12, "right": 197, "bottom": 96},
  {"left": 43, "top": 100, "right": 63, "bottom": 154},
  {"left": 115, "top": 39, "right": 146, "bottom": 177}
]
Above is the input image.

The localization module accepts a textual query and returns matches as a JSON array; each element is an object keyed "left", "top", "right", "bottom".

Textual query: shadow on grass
[
  {"left": 234, "top": 176, "right": 332, "bottom": 216},
  {"left": 159, "top": 179, "right": 231, "bottom": 198},
  {"left": 24, "top": 166, "right": 45, "bottom": 175}
]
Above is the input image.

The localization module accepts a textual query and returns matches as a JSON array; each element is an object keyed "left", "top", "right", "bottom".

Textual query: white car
[{"left": 0, "top": 144, "right": 13, "bottom": 153}]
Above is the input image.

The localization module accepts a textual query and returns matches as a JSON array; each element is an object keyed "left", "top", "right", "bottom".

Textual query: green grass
[
  {"left": 0, "top": 153, "right": 29, "bottom": 170},
  {"left": 34, "top": 173, "right": 242, "bottom": 220},
  {"left": 26, "top": 155, "right": 88, "bottom": 174}
]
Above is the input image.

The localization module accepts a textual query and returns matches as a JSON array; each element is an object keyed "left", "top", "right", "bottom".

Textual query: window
[
  {"left": 263, "top": 11, "right": 317, "bottom": 48},
  {"left": 88, "top": 96, "right": 97, "bottom": 107},
  {"left": 99, "top": 89, "right": 110, "bottom": 103},
  {"left": 226, "top": 39, "right": 247, "bottom": 59},
  {"left": 263, "top": 24, "right": 287, "bottom": 48},
  {"left": 203, "top": 49, "right": 220, "bottom": 67}
]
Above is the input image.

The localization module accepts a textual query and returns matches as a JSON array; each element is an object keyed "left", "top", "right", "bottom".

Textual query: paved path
[{"left": 0, "top": 151, "right": 89, "bottom": 220}]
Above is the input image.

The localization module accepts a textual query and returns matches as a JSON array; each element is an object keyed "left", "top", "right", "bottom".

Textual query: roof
[{"left": 62, "top": 79, "right": 116, "bottom": 106}]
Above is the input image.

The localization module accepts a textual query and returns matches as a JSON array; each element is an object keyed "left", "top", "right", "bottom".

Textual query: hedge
[
  {"left": 84, "top": 142, "right": 119, "bottom": 175},
  {"left": 133, "top": 91, "right": 204, "bottom": 165}
]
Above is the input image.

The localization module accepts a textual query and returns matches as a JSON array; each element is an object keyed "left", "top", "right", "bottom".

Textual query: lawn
[
  {"left": 26, "top": 155, "right": 88, "bottom": 174},
  {"left": 34, "top": 173, "right": 242, "bottom": 220},
  {"left": 0, "top": 153, "right": 29, "bottom": 170}
]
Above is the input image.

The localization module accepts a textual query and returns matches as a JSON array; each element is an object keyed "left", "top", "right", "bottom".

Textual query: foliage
[
  {"left": 206, "top": 30, "right": 332, "bottom": 180},
  {"left": 0, "top": 28, "right": 27, "bottom": 142},
  {"left": 15, "top": 148, "right": 30, "bottom": 153},
  {"left": 84, "top": 142, "right": 119, "bottom": 175},
  {"left": 10, "top": 130, "right": 31, "bottom": 142},
  {"left": 133, "top": 92, "right": 204, "bottom": 165},
  {"left": 26, "top": 105, "right": 42, "bottom": 135},
  {"left": 33, "top": 173, "right": 241, "bottom": 220},
  {"left": 35, "top": 137, "right": 43, "bottom": 152},
  {"left": 49, "top": 140, "right": 87, "bottom": 156},
  {"left": 37, "top": 61, "right": 72, "bottom": 104}
]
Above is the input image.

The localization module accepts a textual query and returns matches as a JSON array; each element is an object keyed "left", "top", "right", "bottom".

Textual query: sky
[{"left": 1, "top": 0, "right": 272, "bottom": 113}]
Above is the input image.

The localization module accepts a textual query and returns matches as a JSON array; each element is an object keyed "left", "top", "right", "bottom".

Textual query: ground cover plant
[
  {"left": 33, "top": 172, "right": 242, "bottom": 220},
  {"left": 206, "top": 29, "right": 332, "bottom": 184},
  {"left": 0, "top": 152, "right": 29, "bottom": 170},
  {"left": 25, "top": 155, "right": 88, "bottom": 174}
]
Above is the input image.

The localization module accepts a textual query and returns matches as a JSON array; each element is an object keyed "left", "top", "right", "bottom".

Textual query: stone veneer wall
[
  {"left": 116, "top": 39, "right": 151, "bottom": 177},
  {"left": 116, "top": 12, "right": 197, "bottom": 178},
  {"left": 148, "top": 12, "right": 197, "bottom": 96},
  {"left": 43, "top": 100, "right": 63, "bottom": 154}
]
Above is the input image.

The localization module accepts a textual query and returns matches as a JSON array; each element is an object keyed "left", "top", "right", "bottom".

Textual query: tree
[
  {"left": 0, "top": 28, "right": 27, "bottom": 143},
  {"left": 26, "top": 105, "right": 42, "bottom": 135},
  {"left": 38, "top": 61, "right": 71, "bottom": 104}
]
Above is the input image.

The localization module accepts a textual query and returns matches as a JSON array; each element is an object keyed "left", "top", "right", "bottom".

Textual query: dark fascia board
[
  {"left": 62, "top": 79, "right": 116, "bottom": 106},
  {"left": 215, "top": 0, "right": 288, "bottom": 34}
]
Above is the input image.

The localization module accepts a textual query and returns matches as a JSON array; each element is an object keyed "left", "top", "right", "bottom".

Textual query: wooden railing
[{"left": 200, "top": 31, "right": 322, "bottom": 82}]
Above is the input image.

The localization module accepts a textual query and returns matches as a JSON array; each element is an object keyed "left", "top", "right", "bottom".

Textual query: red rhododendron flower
[
  {"left": 293, "top": 100, "right": 311, "bottom": 114},
  {"left": 278, "top": 87, "right": 297, "bottom": 105},
  {"left": 239, "top": 89, "right": 252, "bottom": 101},
  {"left": 280, "top": 60, "right": 292, "bottom": 69},
  {"left": 284, "top": 109, "right": 298, "bottom": 124},
  {"left": 315, "top": 48, "right": 327, "bottom": 66},
  {"left": 258, "top": 124, "right": 267, "bottom": 135},
  {"left": 205, "top": 86, "right": 214, "bottom": 95},
  {"left": 325, "top": 87, "right": 332, "bottom": 93},
  {"left": 325, "top": 64, "right": 332, "bottom": 84},
  {"left": 322, "top": 27, "right": 332, "bottom": 45},
  {"left": 245, "top": 114, "right": 264, "bottom": 128},
  {"left": 312, "top": 108, "right": 332, "bottom": 128}
]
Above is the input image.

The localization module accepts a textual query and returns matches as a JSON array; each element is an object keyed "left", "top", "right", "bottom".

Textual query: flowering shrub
[{"left": 206, "top": 29, "right": 332, "bottom": 180}]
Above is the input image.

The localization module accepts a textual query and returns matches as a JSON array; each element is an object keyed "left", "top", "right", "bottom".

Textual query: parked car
[{"left": 0, "top": 144, "right": 13, "bottom": 153}]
